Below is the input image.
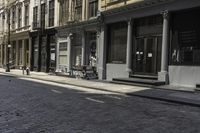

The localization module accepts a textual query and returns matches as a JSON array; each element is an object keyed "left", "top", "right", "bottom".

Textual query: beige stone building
[
  {"left": 0, "top": 0, "right": 8, "bottom": 67},
  {"left": 0, "top": 0, "right": 33, "bottom": 69}
]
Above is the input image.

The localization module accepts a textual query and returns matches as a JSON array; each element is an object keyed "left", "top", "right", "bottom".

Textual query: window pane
[
  {"left": 59, "top": 55, "right": 67, "bottom": 65},
  {"left": 59, "top": 42, "right": 68, "bottom": 65},
  {"left": 89, "top": 0, "right": 98, "bottom": 18},
  {"left": 108, "top": 22, "right": 127, "bottom": 63}
]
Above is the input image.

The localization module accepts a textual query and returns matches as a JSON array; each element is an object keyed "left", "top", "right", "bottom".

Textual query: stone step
[
  {"left": 130, "top": 74, "right": 158, "bottom": 80},
  {"left": 112, "top": 78, "right": 165, "bottom": 86},
  {"left": 111, "top": 80, "right": 154, "bottom": 87},
  {"left": 196, "top": 84, "right": 200, "bottom": 88}
]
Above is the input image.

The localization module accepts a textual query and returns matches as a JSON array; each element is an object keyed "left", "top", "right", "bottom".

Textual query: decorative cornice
[
  {"left": 103, "top": 0, "right": 175, "bottom": 16},
  {"left": 161, "top": 10, "right": 169, "bottom": 19},
  {"left": 16, "top": 2, "right": 23, "bottom": 7},
  {"left": 56, "top": 18, "right": 99, "bottom": 31},
  {"left": 23, "top": 0, "right": 30, "bottom": 5}
]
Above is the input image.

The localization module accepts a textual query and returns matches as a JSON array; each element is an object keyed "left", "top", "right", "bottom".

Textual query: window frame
[
  {"left": 107, "top": 22, "right": 128, "bottom": 64},
  {"left": 59, "top": 42, "right": 68, "bottom": 66},
  {"left": 24, "top": 4, "right": 29, "bottom": 26},
  {"left": 49, "top": 0, "right": 55, "bottom": 27},
  {"left": 75, "top": 0, "right": 82, "bottom": 21},
  {"left": 18, "top": 6, "right": 22, "bottom": 28},
  {"left": 12, "top": 6, "right": 16, "bottom": 29},
  {"left": 33, "top": 6, "right": 38, "bottom": 29},
  {"left": 40, "top": 3, "right": 46, "bottom": 29},
  {"left": 170, "top": 9, "right": 200, "bottom": 66}
]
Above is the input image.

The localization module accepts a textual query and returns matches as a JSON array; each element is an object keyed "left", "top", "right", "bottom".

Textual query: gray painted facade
[{"left": 97, "top": 0, "right": 200, "bottom": 87}]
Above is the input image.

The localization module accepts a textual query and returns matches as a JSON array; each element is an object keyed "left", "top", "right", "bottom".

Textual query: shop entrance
[{"left": 134, "top": 36, "right": 162, "bottom": 75}]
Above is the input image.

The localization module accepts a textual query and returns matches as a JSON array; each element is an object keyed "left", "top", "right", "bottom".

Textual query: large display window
[
  {"left": 107, "top": 22, "right": 127, "bottom": 64},
  {"left": 171, "top": 9, "right": 200, "bottom": 65}
]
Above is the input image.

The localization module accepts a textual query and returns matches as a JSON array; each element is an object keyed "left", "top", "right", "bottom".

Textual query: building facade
[
  {"left": 0, "top": 0, "right": 9, "bottom": 68},
  {"left": 0, "top": 0, "right": 33, "bottom": 69},
  {"left": 30, "top": 0, "right": 59, "bottom": 73},
  {"left": 10, "top": 0, "right": 32, "bottom": 69},
  {"left": 97, "top": 0, "right": 200, "bottom": 87},
  {"left": 55, "top": 0, "right": 100, "bottom": 75},
  {"left": 0, "top": 0, "right": 200, "bottom": 88}
]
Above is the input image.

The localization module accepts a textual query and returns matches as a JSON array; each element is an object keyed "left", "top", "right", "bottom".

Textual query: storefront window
[
  {"left": 108, "top": 22, "right": 127, "bottom": 64},
  {"left": 33, "top": 38, "right": 39, "bottom": 68},
  {"left": 59, "top": 42, "right": 68, "bottom": 65},
  {"left": 50, "top": 36, "right": 56, "bottom": 68},
  {"left": 25, "top": 39, "right": 29, "bottom": 65},
  {"left": 86, "top": 32, "right": 97, "bottom": 67},
  {"left": 73, "top": 46, "right": 81, "bottom": 66},
  {"left": 41, "top": 36, "right": 47, "bottom": 70},
  {"left": 71, "top": 33, "right": 82, "bottom": 66},
  {"left": 11, "top": 41, "right": 16, "bottom": 63},
  {"left": 171, "top": 9, "right": 200, "bottom": 65},
  {"left": 18, "top": 40, "right": 23, "bottom": 65}
]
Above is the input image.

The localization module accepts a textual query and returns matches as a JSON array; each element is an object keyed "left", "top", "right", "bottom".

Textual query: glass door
[
  {"left": 41, "top": 36, "right": 47, "bottom": 72},
  {"left": 135, "top": 38, "right": 145, "bottom": 73},
  {"left": 135, "top": 36, "right": 161, "bottom": 75}
]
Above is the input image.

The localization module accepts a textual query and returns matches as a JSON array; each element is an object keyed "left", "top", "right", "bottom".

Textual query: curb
[{"left": 127, "top": 93, "right": 200, "bottom": 107}]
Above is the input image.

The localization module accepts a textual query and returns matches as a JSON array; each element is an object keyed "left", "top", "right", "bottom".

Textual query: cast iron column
[
  {"left": 98, "top": 24, "right": 106, "bottom": 80},
  {"left": 159, "top": 11, "right": 169, "bottom": 83},
  {"left": 81, "top": 31, "right": 86, "bottom": 66},
  {"left": 126, "top": 19, "right": 133, "bottom": 72},
  {"left": 68, "top": 33, "right": 72, "bottom": 73}
]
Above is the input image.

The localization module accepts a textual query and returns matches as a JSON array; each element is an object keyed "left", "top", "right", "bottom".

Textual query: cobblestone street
[{"left": 0, "top": 75, "right": 200, "bottom": 133}]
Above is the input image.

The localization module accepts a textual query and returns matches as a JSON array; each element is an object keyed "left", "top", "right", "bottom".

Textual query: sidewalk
[
  {"left": 0, "top": 68, "right": 150, "bottom": 94},
  {"left": 1, "top": 68, "right": 200, "bottom": 107}
]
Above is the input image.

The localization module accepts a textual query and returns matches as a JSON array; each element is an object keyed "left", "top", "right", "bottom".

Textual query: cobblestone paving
[{"left": 0, "top": 76, "right": 200, "bottom": 133}]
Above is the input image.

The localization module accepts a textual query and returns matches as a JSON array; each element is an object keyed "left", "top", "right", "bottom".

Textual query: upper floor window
[
  {"left": 33, "top": 6, "right": 38, "bottom": 29},
  {"left": 59, "top": 0, "right": 69, "bottom": 25},
  {"left": 75, "top": 0, "right": 82, "bottom": 21},
  {"left": 18, "top": 7, "right": 22, "bottom": 28},
  {"left": 89, "top": 0, "right": 98, "bottom": 18},
  {"left": 49, "top": 0, "right": 55, "bottom": 27},
  {"left": 41, "top": 3, "right": 46, "bottom": 28},
  {"left": 24, "top": 4, "right": 29, "bottom": 26},
  {"left": 12, "top": 6, "right": 16, "bottom": 29}
]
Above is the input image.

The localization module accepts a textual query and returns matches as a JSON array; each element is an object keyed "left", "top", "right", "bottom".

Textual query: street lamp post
[{"left": 5, "top": 2, "right": 10, "bottom": 72}]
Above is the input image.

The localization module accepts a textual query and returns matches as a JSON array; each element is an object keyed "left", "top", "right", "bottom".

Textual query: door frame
[{"left": 133, "top": 35, "right": 162, "bottom": 76}]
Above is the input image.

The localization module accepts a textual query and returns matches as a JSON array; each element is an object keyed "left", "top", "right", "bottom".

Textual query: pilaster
[
  {"left": 98, "top": 24, "right": 106, "bottom": 80},
  {"left": 16, "top": 40, "right": 19, "bottom": 66},
  {"left": 68, "top": 34, "right": 72, "bottom": 72},
  {"left": 82, "top": 0, "right": 86, "bottom": 21}
]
